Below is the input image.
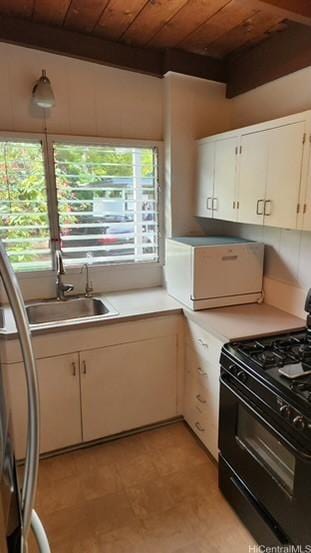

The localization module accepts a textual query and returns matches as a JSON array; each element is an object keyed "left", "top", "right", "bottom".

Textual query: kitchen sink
[{"left": 26, "top": 297, "right": 115, "bottom": 325}]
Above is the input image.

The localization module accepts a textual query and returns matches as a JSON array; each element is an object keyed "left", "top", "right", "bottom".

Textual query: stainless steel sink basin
[{"left": 26, "top": 297, "right": 114, "bottom": 325}]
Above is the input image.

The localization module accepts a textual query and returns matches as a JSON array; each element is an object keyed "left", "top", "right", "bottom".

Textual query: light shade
[{"left": 32, "top": 69, "right": 55, "bottom": 109}]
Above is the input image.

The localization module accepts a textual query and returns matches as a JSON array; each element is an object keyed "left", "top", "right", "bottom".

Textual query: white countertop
[
  {"left": 0, "top": 287, "right": 305, "bottom": 341},
  {"left": 184, "top": 302, "right": 304, "bottom": 342}
]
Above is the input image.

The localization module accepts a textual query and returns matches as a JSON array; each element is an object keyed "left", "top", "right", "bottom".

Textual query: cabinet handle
[
  {"left": 72, "top": 362, "right": 76, "bottom": 376},
  {"left": 197, "top": 367, "right": 208, "bottom": 376},
  {"left": 212, "top": 197, "right": 218, "bottom": 211},
  {"left": 256, "top": 199, "right": 264, "bottom": 215},
  {"left": 206, "top": 197, "right": 213, "bottom": 210},
  {"left": 264, "top": 200, "right": 272, "bottom": 216},
  {"left": 82, "top": 360, "right": 87, "bottom": 374},
  {"left": 195, "top": 421, "right": 205, "bottom": 432},
  {"left": 198, "top": 338, "right": 208, "bottom": 348},
  {"left": 196, "top": 394, "right": 207, "bottom": 404}
]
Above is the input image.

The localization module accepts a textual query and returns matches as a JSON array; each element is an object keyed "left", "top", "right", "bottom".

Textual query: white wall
[
  {"left": 231, "top": 67, "right": 311, "bottom": 128},
  {"left": 164, "top": 72, "right": 232, "bottom": 237},
  {"left": 206, "top": 220, "right": 310, "bottom": 318},
  {"left": 0, "top": 42, "right": 163, "bottom": 139},
  {"left": 0, "top": 42, "right": 164, "bottom": 300}
]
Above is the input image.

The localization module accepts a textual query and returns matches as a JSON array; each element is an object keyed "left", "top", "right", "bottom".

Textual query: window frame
[{"left": 0, "top": 131, "right": 164, "bottom": 277}]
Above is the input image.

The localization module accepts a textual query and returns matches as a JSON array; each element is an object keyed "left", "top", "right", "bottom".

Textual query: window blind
[{"left": 53, "top": 143, "right": 159, "bottom": 266}]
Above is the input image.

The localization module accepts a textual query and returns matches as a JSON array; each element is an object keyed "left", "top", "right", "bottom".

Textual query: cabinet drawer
[
  {"left": 184, "top": 367, "right": 219, "bottom": 423},
  {"left": 186, "top": 345, "right": 220, "bottom": 393},
  {"left": 185, "top": 405, "right": 218, "bottom": 460},
  {"left": 185, "top": 320, "right": 223, "bottom": 365}
]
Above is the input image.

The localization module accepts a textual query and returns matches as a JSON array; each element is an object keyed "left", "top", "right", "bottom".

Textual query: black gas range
[
  {"left": 223, "top": 330, "right": 311, "bottom": 449},
  {"left": 218, "top": 296, "right": 311, "bottom": 549}
]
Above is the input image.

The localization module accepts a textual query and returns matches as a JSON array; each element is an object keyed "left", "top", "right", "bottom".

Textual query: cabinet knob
[
  {"left": 264, "top": 199, "right": 272, "bottom": 216},
  {"left": 196, "top": 394, "right": 207, "bottom": 404},
  {"left": 198, "top": 338, "right": 208, "bottom": 348},
  {"left": 197, "top": 367, "right": 208, "bottom": 376},
  {"left": 256, "top": 199, "right": 264, "bottom": 215},
  {"left": 82, "top": 360, "right": 87, "bottom": 374},
  {"left": 72, "top": 362, "right": 76, "bottom": 376},
  {"left": 195, "top": 421, "right": 205, "bottom": 432}
]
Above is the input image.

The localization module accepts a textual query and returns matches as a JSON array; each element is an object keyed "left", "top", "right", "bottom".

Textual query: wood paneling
[
  {"left": 149, "top": 0, "right": 231, "bottom": 48},
  {"left": 0, "top": 0, "right": 309, "bottom": 96},
  {"left": 259, "top": 0, "right": 311, "bottom": 19},
  {"left": 0, "top": 14, "right": 226, "bottom": 82},
  {"left": 163, "top": 48, "right": 226, "bottom": 82},
  {"left": 181, "top": 0, "right": 258, "bottom": 54},
  {"left": 122, "top": 0, "right": 189, "bottom": 46},
  {"left": 206, "top": 9, "right": 283, "bottom": 57},
  {"left": 64, "top": 0, "right": 109, "bottom": 33},
  {"left": 95, "top": 0, "right": 148, "bottom": 40},
  {"left": 227, "top": 20, "right": 311, "bottom": 97},
  {"left": 33, "top": 0, "right": 71, "bottom": 25},
  {"left": 0, "top": 0, "right": 33, "bottom": 18}
]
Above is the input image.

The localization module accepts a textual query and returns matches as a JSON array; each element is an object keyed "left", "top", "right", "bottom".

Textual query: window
[
  {"left": 0, "top": 139, "right": 52, "bottom": 271},
  {"left": 52, "top": 142, "right": 159, "bottom": 266},
  {"left": 0, "top": 135, "right": 160, "bottom": 272}
]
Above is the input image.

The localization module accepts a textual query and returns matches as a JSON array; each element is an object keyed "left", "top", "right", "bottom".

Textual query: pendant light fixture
[{"left": 32, "top": 69, "right": 56, "bottom": 109}]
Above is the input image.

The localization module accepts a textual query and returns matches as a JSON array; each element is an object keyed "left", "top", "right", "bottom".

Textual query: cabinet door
[
  {"left": 195, "top": 141, "right": 215, "bottom": 218},
  {"left": 4, "top": 353, "right": 82, "bottom": 459},
  {"left": 81, "top": 336, "right": 177, "bottom": 442},
  {"left": 264, "top": 122, "right": 305, "bottom": 229},
  {"left": 213, "top": 136, "right": 238, "bottom": 222},
  {"left": 238, "top": 131, "right": 268, "bottom": 225}
]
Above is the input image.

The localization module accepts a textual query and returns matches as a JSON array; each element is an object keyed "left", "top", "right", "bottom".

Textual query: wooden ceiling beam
[
  {"left": 255, "top": 0, "right": 311, "bottom": 26},
  {"left": 259, "top": 0, "right": 311, "bottom": 19},
  {"left": 0, "top": 14, "right": 226, "bottom": 82},
  {"left": 226, "top": 20, "right": 311, "bottom": 97}
]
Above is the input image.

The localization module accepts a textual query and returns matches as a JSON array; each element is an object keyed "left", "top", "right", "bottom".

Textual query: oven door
[{"left": 219, "top": 371, "right": 311, "bottom": 546}]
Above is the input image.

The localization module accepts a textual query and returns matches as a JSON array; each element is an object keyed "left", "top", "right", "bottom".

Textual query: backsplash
[{"left": 199, "top": 218, "right": 311, "bottom": 319}]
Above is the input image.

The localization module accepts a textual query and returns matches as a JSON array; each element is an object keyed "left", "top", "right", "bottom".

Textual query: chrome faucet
[
  {"left": 55, "top": 250, "right": 74, "bottom": 300},
  {"left": 81, "top": 263, "right": 93, "bottom": 298}
]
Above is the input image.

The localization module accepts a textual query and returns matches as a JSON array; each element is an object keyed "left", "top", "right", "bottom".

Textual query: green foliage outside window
[{"left": 0, "top": 140, "right": 157, "bottom": 271}]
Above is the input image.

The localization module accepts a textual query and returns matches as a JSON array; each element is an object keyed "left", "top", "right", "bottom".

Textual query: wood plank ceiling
[
  {"left": 0, "top": 0, "right": 309, "bottom": 60},
  {"left": 0, "top": 0, "right": 310, "bottom": 97}
]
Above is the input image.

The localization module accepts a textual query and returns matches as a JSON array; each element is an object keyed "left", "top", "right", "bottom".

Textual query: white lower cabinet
[
  {"left": 80, "top": 336, "right": 178, "bottom": 442},
  {"left": 183, "top": 324, "right": 222, "bottom": 460},
  {"left": 5, "top": 330, "right": 178, "bottom": 458},
  {"left": 5, "top": 353, "right": 82, "bottom": 459}
]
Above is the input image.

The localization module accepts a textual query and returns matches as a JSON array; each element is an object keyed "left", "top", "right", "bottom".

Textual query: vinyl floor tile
[{"left": 29, "top": 422, "right": 255, "bottom": 553}]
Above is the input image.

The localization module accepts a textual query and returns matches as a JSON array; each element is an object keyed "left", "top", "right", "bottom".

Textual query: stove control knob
[
  {"left": 237, "top": 370, "right": 247, "bottom": 384},
  {"left": 279, "top": 404, "right": 291, "bottom": 418},
  {"left": 293, "top": 415, "right": 306, "bottom": 431}
]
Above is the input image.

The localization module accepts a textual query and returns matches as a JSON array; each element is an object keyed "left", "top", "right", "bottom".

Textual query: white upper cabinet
[
  {"left": 196, "top": 135, "right": 238, "bottom": 222},
  {"left": 213, "top": 136, "right": 239, "bottom": 222},
  {"left": 196, "top": 110, "right": 311, "bottom": 231},
  {"left": 238, "top": 131, "right": 268, "bottom": 225},
  {"left": 196, "top": 141, "right": 215, "bottom": 218},
  {"left": 264, "top": 122, "right": 305, "bottom": 229}
]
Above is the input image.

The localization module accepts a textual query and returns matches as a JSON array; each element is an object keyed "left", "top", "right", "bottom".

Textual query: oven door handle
[{"left": 220, "top": 374, "right": 311, "bottom": 462}]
